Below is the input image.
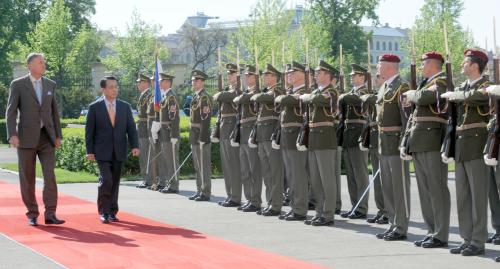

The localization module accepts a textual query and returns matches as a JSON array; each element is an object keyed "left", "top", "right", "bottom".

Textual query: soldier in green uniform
[
  {"left": 275, "top": 61, "right": 310, "bottom": 221},
  {"left": 374, "top": 54, "right": 411, "bottom": 241},
  {"left": 332, "top": 76, "right": 342, "bottom": 215},
  {"left": 301, "top": 60, "right": 339, "bottom": 226},
  {"left": 136, "top": 74, "right": 153, "bottom": 188},
  {"left": 403, "top": 51, "right": 450, "bottom": 248},
  {"left": 212, "top": 63, "right": 242, "bottom": 207},
  {"left": 146, "top": 75, "right": 162, "bottom": 190},
  {"left": 233, "top": 64, "right": 262, "bottom": 212},
  {"left": 188, "top": 70, "right": 213, "bottom": 202},
  {"left": 156, "top": 73, "right": 181, "bottom": 194},
  {"left": 441, "top": 49, "right": 491, "bottom": 256},
  {"left": 251, "top": 64, "right": 285, "bottom": 216},
  {"left": 339, "top": 64, "right": 370, "bottom": 219}
]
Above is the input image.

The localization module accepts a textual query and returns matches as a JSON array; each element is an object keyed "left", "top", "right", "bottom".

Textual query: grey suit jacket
[{"left": 6, "top": 75, "right": 62, "bottom": 148}]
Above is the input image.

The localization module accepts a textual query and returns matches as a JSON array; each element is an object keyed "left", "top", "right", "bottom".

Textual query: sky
[{"left": 91, "top": 0, "right": 500, "bottom": 51}]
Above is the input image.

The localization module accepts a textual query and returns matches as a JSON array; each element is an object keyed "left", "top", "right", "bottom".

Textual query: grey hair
[{"left": 26, "top": 53, "right": 45, "bottom": 64}]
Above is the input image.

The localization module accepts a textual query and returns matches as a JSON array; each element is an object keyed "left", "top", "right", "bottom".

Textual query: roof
[{"left": 363, "top": 25, "right": 408, "bottom": 38}]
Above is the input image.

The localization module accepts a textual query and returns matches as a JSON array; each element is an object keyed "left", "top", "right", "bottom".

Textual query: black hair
[{"left": 100, "top": 76, "right": 118, "bottom": 88}]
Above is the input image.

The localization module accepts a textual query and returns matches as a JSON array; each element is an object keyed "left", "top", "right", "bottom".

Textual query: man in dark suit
[
  {"left": 6, "top": 53, "right": 64, "bottom": 226},
  {"left": 85, "top": 76, "right": 139, "bottom": 224}
]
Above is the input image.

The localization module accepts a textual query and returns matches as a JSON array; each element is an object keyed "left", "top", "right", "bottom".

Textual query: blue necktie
[{"left": 35, "top": 80, "right": 42, "bottom": 104}]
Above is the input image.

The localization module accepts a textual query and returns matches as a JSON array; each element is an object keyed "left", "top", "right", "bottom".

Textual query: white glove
[
  {"left": 484, "top": 154, "right": 498, "bottom": 166},
  {"left": 296, "top": 143, "right": 307, "bottom": 152},
  {"left": 152, "top": 131, "right": 159, "bottom": 143},
  {"left": 272, "top": 140, "right": 280, "bottom": 150},
  {"left": 151, "top": 121, "right": 161, "bottom": 134},
  {"left": 486, "top": 85, "right": 500, "bottom": 95},
  {"left": 248, "top": 138, "right": 258, "bottom": 148},
  {"left": 230, "top": 139, "right": 240, "bottom": 147},
  {"left": 359, "top": 142, "right": 369, "bottom": 152},
  {"left": 170, "top": 138, "right": 178, "bottom": 145},
  {"left": 399, "top": 147, "right": 412, "bottom": 161},
  {"left": 440, "top": 92, "right": 453, "bottom": 99},
  {"left": 210, "top": 136, "right": 220, "bottom": 143},
  {"left": 441, "top": 152, "right": 454, "bottom": 164}
]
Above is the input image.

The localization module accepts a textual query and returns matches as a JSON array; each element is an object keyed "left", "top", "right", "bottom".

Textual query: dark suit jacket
[
  {"left": 5, "top": 75, "right": 62, "bottom": 148},
  {"left": 85, "top": 98, "right": 139, "bottom": 162}
]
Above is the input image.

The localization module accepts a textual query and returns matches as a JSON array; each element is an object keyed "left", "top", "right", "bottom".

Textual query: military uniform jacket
[
  {"left": 213, "top": 85, "right": 240, "bottom": 139},
  {"left": 360, "top": 93, "right": 379, "bottom": 149},
  {"left": 251, "top": 84, "right": 284, "bottom": 142},
  {"left": 275, "top": 85, "right": 310, "bottom": 150},
  {"left": 189, "top": 89, "right": 212, "bottom": 144},
  {"left": 404, "top": 72, "right": 447, "bottom": 153},
  {"left": 303, "top": 85, "right": 338, "bottom": 150},
  {"left": 340, "top": 85, "right": 369, "bottom": 148},
  {"left": 137, "top": 90, "right": 151, "bottom": 138},
  {"left": 376, "top": 75, "right": 410, "bottom": 156},
  {"left": 447, "top": 76, "right": 491, "bottom": 162},
  {"left": 159, "top": 89, "right": 180, "bottom": 140},
  {"left": 234, "top": 87, "right": 260, "bottom": 145}
]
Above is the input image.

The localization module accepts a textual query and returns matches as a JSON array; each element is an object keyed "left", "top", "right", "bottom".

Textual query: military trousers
[
  {"left": 282, "top": 149, "right": 309, "bottom": 216},
  {"left": 220, "top": 139, "right": 241, "bottom": 202},
  {"left": 192, "top": 143, "right": 211, "bottom": 196},
  {"left": 380, "top": 155, "right": 411, "bottom": 234},
  {"left": 258, "top": 141, "right": 284, "bottom": 211},
  {"left": 413, "top": 151, "right": 451, "bottom": 242},
  {"left": 344, "top": 146, "right": 369, "bottom": 214},
  {"left": 309, "top": 149, "right": 337, "bottom": 221},
  {"left": 147, "top": 138, "right": 161, "bottom": 186},
  {"left": 336, "top": 147, "right": 342, "bottom": 211},
  {"left": 455, "top": 159, "right": 489, "bottom": 248},
  {"left": 240, "top": 144, "right": 261, "bottom": 206},
  {"left": 489, "top": 165, "right": 500, "bottom": 234},
  {"left": 369, "top": 147, "right": 385, "bottom": 215},
  {"left": 159, "top": 140, "right": 180, "bottom": 190},
  {"left": 139, "top": 137, "right": 150, "bottom": 184}
]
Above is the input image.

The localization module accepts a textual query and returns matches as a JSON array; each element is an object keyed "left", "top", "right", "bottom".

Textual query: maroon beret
[
  {"left": 421, "top": 51, "right": 444, "bottom": 63},
  {"left": 379, "top": 54, "right": 400, "bottom": 63},
  {"left": 464, "top": 48, "right": 489, "bottom": 64}
]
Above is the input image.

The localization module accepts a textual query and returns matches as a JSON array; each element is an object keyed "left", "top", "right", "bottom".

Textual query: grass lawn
[{"left": 0, "top": 163, "right": 99, "bottom": 184}]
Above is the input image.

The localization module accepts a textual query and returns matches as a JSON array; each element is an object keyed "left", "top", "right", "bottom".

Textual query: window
[
  {"left": 382, "top": 42, "right": 386, "bottom": 51},
  {"left": 376, "top": 41, "right": 380, "bottom": 50},
  {"left": 388, "top": 42, "right": 392, "bottom": 51},
  {"left": 371, "top": 54, "right": 374, "bottom": 64},
  {"left": 395, "top": 42, "right": 399, "bottom": 51},
  {"left": 370, "top": 40, "right": 373, "bottom": 50}
]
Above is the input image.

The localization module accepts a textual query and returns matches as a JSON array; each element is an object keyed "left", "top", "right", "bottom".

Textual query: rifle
[
  {"left": 211, "top": 47, "right": 223, "bottom": 141},
  {"left": 485, "top": 17, "right": 500, "bottom": 165},
  {"left": 339, "top": 44, "right": 345, "bottom": 94},
  {"left": 230, "top": 47, "right": 242, "bottom": 146},
  {"left": 401, "top": 32, "right": 418, "bottom": 158},
  {"left": 297, "top": 39, "right": 310, "bottom": 149},
  {"left": 249, "top": 45, "right": 260, "bottom": 147},
  {"left": 360, "top": 40, "right": 373, "bottom": 150},
  {"left": 336, "top": 44, "right": 346, "bottom": 146},
  {"left": 440, "top": 24, "right": 457, "bottom": 163},
  {"left": 271, "top": 43, "right": 286, "bottom": 148}
]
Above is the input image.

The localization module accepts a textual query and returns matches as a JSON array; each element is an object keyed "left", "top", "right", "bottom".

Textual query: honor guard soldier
[
  {"left": 403, "top": 51, "right": 450, "bottom": 248},
  {"left": 251, "top": 64, "right": 285, "bottom": 216},
  {"left": 188, "top": 70, "right": 213, "bottom": 202},
  {"left": 147, "top": 75, "right": 162, "bottom": 190},
  {"left": 301, "top": 60, "right": 339, "bottom": 226},
  {"left": 332, "top": 76, "right": 342, "bottom": 215},
  {"left": 275, "top": 61, "right": 311, "bottom": 221},
  {"left": 339, "top": 64, "right": 370, "bottom": 219},
  {"left": 212, "top": 63, "right": 242, "bottom": 207},
  {"left": 233, "top": 64, "right": 262, "bottom": 212},
  {"left": 157, "top": 73, "right": 181, "bottom": 194},
  {"left": 441, "top": 49, "right": 491, "bottom": 256},
  {"left": 136, "top": 74, "right": 153, "bottom": 188},
  {"left": 375, "top": 54, "right": 411, "bottom": 241}
]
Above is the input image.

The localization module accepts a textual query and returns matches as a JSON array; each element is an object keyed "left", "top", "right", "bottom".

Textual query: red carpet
[{"left": 0, "top": 181, "right": 327, "bottom": 269}]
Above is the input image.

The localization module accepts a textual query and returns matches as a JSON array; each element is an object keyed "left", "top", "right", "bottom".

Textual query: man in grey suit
[{"left": 6, "top": 53, "right": 64, "bottom": 226}]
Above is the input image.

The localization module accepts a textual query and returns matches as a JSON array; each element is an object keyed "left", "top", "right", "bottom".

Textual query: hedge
[{"left": 0, "top": 120, "right": 68, "bottom": 144}]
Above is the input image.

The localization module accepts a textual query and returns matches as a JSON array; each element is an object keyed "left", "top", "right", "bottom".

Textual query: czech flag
[{"left": 153, "top": 56, "right": 163, "bottom": 112}]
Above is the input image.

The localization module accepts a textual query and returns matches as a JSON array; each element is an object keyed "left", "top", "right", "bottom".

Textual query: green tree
[{"left": 405, "top": 0, "right": 474, "bottom": 80}]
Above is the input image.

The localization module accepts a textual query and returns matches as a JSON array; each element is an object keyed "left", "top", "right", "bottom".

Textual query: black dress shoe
[
  {"left": 312, "top": 217, "right": 334, "bottom": 226},
  {"left": 340, "top": 210, "right": 352, "bottom": 218},
  {"left": 422, "top": 237, "right": 448, "bottom": 248},
  {"left": 28, "top": 218, "right": 38, "bottom": 226},
  {"left": 376, "top": 216, "right": 389, "bottom": 224},
  {"left": 156, "top": 185, "right": 165, "bottom": 191},
  {"left": 279, "top": 210, "right": 293, "bottom": 220},
  {"left": 256, "top": 205, "right": 270, "bottom": 215},
  {"left": 414, "top": 236, "right": 432, "bottom": 247},
  {"left": 194, "top": 195, "right": 210, "bottom": 201},
  {"left": 304, "top": 216, "right": 320, "bottom": 225},
  {"left": 335, "top": 209, "right": 341, "bottom": 215},
  {"left": 461, "top": 245, "right": 485, "bottom": 256},
  {"left": 136, "top": 182, "right": 150, "bottom": 188},
  {"left": 450, "top": 243, "right": 469, "bottom": 254},
  {"left": 308, "top": 202, "right": 315, "bottom": 210},
  {"left": 45, "top": 216, "right": 65, "bottom": 225},
  {"left": 189, "top": 192, "right": 201, "bottom": 200},
  {"left": 237, "top": 201, "right": 250, "bottom": 210},
  {"left": 100, "top": 214, "right": 110, "bottom": 224},
  {"left": 159, "top": 188, "right": 179, "bottom": 194},
  {"left": 376, "top": 230, "right": 391, "bottom": 239},
  {"left": 384, "top": 232, "right": 407, "bottom": 241},
  {"left": 109, "top": 214, "right": 119, "bottom": 222},
  {"left": 285, "top": 213, "right": 307, "bottom": 221},
  {"left": 243, "top": 205, "right": 260, "bottom": 212},
  {"left": 367, "top": 213, "right": 382, "bottom": 223},
  {"left": 495, "top": 256, "right": 500, "bottom": 262},
  {"left": 218, "top": 197, "right": 231, "bottom": 206},
  {"left": 222, "top": 200, "right": 241, "bottom": 207},
  {"left": 348, "top": 211, "right": 367, "bottom": 219},
  {"left": 262, "top": 209, "right": 281, "bottom": 216},
  {"left": 493, "top": 237, "right": 500, "bottom": 245}
]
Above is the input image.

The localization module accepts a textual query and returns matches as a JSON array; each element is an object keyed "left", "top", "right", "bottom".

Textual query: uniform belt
[
  {"left": 147, "top": 116, "right": 156, "bottom": 119},
  {"left": 281, "top": 122, "right": 302, "bottom": 128},
  {"left": 160, "top": 122, "right": 171, "bottom": 126},
  {"left": 369, "top": 122, "right": 378, "bottom": 127},
  {"left": 413, "top": 116, "right": 447, "bottom": 124},
  {"left": 258, "top": 115, "right": 279, "bottom": 122},
  {"left": 138, "top": 118, "right": 148, "bottom": 122},
  {"left": 221, "top": 113, "right": 237, "bottom": 118},
  {"left": 190, "top": 123, "right": 201, "bottom": 129},
  {"left": 378, "top": 126, "right": 402, "bottom": 132},
  {"left": 457, "top": 122, "right": 487, "bottom": 131},
  {"left": 345, "top": 119, "right": 367, "bottom": 124},
  {"left": 309, "top": 122, "right": 334, "bottom": 128},
  {"left": 240, "top": 117, "right": 257, "bottom": 124}
]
